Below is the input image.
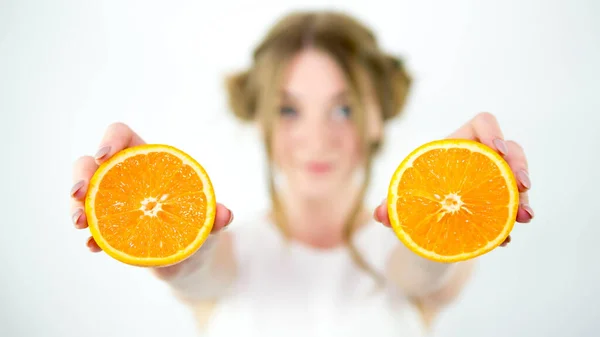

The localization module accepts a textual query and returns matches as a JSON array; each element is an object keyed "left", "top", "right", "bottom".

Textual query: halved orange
[
  {"left": 387, "top": 139, "right": 519, "bottom": 263},
  {"left": 85, "top": 144, "right": 216, "bottom": 267}
]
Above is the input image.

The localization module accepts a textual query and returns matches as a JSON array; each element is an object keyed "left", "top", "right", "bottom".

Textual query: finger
[
  {"left": 504, "top": 140, "right": 531, "bottom": 192},
  {"left": 86, "top": 237, "right": 102, "bottom": 253},
  {"left": 449, "top": 112, "right": 508, "bottom": 156},
  {"left": 71, "top": 156, "right": 98, "bottom": 229},
  {"left": 516, "top": 192, "right": 534, "bottom": 223},
  {"left": 71, "top": 156, "right": 99, "bottom": 201},
  {"left": 95, "top": 122, "right": 145, "bottom": 165},
  {"left": 70, "top": 206, "right": 88, "bottom": 229},
  {"left": 211, "top": 203, "right": 233, "bottom": 233},
  {"left": 500, "top": 235, "right": 511, "bottom": 247},
  {"left": 373, "top": 199, "right": 391, "bottom": 227}
]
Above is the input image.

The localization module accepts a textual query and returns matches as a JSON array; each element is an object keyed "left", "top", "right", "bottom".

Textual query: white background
[{"left": 1, "top": 0, "right": 599, "bottom": 336}]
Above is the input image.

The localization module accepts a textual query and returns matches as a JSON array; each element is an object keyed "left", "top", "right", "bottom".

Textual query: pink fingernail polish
[
  {"left": 518, "top": 170, "right": 531, "bottom": 189},
  {"left": 522, "top": 204, "right": 534, "bottom": 219},
  {"left": 70, "top": 180, "right": 84, "bottom": 196},
  {"left": 72, "top": 209, "right": 83, "bottom": 225},
  {"left": 95, "top": 146, "right": 111, "bottom": 160},
  {"left": 493, "top": 138, "right": 508, "bottom": 156}
]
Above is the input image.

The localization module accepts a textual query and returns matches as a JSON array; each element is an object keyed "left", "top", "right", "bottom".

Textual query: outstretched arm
[
  {"left": 152, "top": 204, "right": 237, "bottom": 302},
  {"left": 374, "top": 112, "right": 534, "bottom": 321},
  {"left": 70, "top": 122, "right": 238, "bottom": 303}
]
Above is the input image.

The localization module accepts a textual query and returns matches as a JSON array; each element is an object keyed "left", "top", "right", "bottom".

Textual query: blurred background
[{"left": 1, "top": 0, "right": 599, "bottom": 336}]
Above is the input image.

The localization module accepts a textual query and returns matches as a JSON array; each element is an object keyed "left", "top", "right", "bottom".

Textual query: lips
[{"left": 306, "top": 162, "right": 333, "bottom": 174}]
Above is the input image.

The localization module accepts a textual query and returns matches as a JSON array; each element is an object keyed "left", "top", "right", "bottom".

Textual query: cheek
[
  {"left": 338, "top": 127, "right": 363, "bottom": 167},
  {"left": 271, "top": 126, "right": 294, "bottom": 168}
]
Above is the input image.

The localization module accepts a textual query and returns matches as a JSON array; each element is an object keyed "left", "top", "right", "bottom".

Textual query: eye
[
  {"left": 332, "top": 105, "right": 352, "bottom": 120},
  {"left": 279, "top": 105, "right": 298, "bottom": 118}
]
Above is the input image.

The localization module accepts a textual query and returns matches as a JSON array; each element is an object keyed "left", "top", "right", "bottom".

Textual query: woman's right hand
[{"left": 69, "top": 122, "right": 233, "bottom": 261}]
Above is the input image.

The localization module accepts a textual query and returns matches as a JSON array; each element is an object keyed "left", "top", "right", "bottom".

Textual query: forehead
[{"left": 282, "top": 49, "right": 347, "bottom": 99}]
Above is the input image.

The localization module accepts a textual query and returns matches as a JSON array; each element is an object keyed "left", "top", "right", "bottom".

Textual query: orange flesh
[
  {"left": 93, "top": 152, "right": 207, "bottom": 258},
  {"left": 394, "top": 147, "right": 511, "bottom": 257}
]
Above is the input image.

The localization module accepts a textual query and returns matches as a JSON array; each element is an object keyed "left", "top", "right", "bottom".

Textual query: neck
[{"left": 274, "top": 183, "right": 368, "bottom": 249}]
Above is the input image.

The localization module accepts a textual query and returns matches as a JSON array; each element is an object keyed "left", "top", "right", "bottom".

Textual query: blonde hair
[{"left": 225, "top": 10, "right": 411, "bottom": 282}]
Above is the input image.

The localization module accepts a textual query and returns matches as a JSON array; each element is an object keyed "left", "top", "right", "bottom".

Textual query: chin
[
  {"left": 297, "top": 186, "right": 334, "bottom": 200},
  {"left": 291, "top": 175, "right": 347, "bottom": 200}
]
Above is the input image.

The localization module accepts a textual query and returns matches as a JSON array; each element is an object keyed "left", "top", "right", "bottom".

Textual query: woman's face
[{"left": 270, "top": 49, "right": 378, "bottom": 199}]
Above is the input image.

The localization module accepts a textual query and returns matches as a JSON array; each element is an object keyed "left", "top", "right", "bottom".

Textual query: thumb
[{"left": 373, "top": 198, "right": 392, "bottom": 227}]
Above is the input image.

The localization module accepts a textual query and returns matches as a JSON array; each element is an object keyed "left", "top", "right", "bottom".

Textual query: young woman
[{"left": 69, "top": 11, "right": 534, "bottom": 337}]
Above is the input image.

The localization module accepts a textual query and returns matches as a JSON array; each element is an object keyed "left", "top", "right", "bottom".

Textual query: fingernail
[
  {"left": 227, "top": 212, "right": 234, "bottom": 226},
  {"left": 70, "top": 180, "right": 84, "bottom": 196},
  {"left": 493, "top": 138, "right": 508, "bottom": 156},
  {"left": 522, "top": 204, "right": 534, "bottom": 219},
  {"left": 72, "top": 209, "right": 83, "bottom": 225},
  {"left": 95, "top": 146, "right": 111, "bottom": 160},
  {"left": 517, "top": 170, "right": 531, "bottom": 189}
]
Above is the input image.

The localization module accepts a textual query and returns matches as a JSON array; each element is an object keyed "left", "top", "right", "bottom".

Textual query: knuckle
[
  {"left": 506, "top": 140, "right": 524, "bottom": 152},
  {"left": 476, "top": 111, "right": 497, "bottom": 124},
  {"left": 70, "top": 199, "right": 81, "bottom": 210},
  {"left": 72, "top": 155, "right": 94, "bottom": 171},
  {"left": 107, "top": 121, "right": 131, "bottom": 134}
]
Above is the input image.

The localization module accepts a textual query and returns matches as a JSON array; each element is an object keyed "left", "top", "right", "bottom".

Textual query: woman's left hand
[{"left": 373, "top": 112, "right": 534, "bottom": 247}]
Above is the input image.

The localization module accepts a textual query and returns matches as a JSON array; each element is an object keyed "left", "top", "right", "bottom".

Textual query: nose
[{"left": 301, "top": 114, "right": 333, "bottom": 153}]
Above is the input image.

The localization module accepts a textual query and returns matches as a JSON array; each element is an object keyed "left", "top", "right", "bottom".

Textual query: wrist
[{"left": 151, "top": 233, "right": 220, "bottom": 281}]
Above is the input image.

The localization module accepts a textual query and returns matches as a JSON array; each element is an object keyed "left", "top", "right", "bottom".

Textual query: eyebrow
[{"left": 281, "top": 90, "right": 348, "bottom": 103}]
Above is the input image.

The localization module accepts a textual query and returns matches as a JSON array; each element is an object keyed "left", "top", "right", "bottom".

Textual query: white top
[{"left": 201, "top": 215, "right": 428, "bottom": 337}]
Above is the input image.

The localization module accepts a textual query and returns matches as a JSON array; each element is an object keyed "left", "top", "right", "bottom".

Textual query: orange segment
[
  {"left": 387, "top": 139, "right": 519, "bottom": 262},
  {"left": 85, "top": 144, "right": 216, "bottom": 267}
]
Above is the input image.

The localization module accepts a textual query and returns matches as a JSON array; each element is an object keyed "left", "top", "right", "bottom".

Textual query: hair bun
[
  {"left": 225, "top": 70, "right": 256, "bottom": 121},
  {"left": 383, "top": 54, "right": 412, "bottom": 120}
]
